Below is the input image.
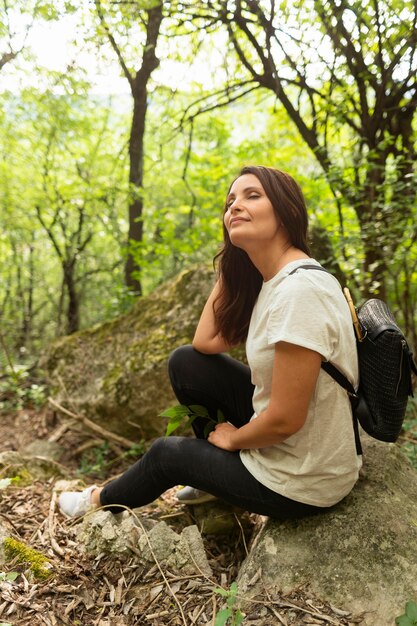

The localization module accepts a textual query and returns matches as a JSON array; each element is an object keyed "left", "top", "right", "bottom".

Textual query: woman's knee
[
  {"left": 168, "top": 344, "right": 204, "bottom": 383},
  {"left": 147, "top": 436, "right": 188, "bottom": 470}
]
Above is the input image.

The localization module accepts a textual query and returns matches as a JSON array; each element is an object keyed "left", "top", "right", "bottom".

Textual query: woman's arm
[
  {"left": 208, "top": 341, "right": 322, "bottom": 450},
  {"left": 192, "top": 280, "right": 233, "bottom": 354}
]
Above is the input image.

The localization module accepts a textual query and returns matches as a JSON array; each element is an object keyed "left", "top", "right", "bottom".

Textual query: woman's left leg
[
  {"left": 168, "top": 345, "right": 255, "bottom": 438},
  {"left": 100, "top": 436, "right": 322, "bottom": 519}
]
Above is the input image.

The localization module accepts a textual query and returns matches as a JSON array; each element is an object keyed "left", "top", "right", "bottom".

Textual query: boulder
[
  {"left": 40, "top": 266, "right": 215, "bottom": 439},
  {"left": 237, "top": 439, "right": 417, "bottom": 625}
]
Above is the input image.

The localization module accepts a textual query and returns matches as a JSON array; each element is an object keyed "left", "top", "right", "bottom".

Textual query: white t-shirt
[{"left": 240, "top": 258, "right": 362, "bottom": 507}]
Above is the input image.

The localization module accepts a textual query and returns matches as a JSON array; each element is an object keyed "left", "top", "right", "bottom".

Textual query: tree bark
[
  {"left": 63, "top": 261, "right": 80, "bottom": 335},
  {"left": 124, "top": 6, "right": 164, "bottom": 295}
]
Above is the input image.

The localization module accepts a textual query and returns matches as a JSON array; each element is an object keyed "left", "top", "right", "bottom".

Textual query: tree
[
  {"left": 179, "top": 0, "right": 417, "bottom": 304},
  {"left": 32, "top": 90, "right": 130, "bottom": 334},
  {"left": 94, "top": 0, "right": 164, "bottom": 295},
  {"left": 0, "top": 83, "right": 130, "bottom": 346}
]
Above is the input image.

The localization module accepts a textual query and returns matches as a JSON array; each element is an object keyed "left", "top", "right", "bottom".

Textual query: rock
[
  {"left": 40, "top": 265, "right": 215, "bottom": 439},
  {"left": 54, "top": 478, "right": 86, "bottom": 491},
  {"left": 0, "top": 450, "right": 66, "bottom": 482},
  {"left": 137, "top": 519, "right": 176, "bottom": 558},
  {"left": 78, "top": 510, "right": 212, "bottom": 577},
  {"left": 192, "top": 501, "right": 244, "bottom": 535},
  {"left": 0, "top": 522, "right": 11, "bottom": 548},
  {"left": 21, "top": 439, "right": 63, "bottom": 461},
  {"left": 77, "top": 510, "right": 142, "bottom": 555},
  {"left": 177, "top": 525, "right": 212, "bottom": 575},
  {"left": 237, "top": 439, "right": 417, "bottom": 625},
  {"left": 138, "top": 521, "right": 212, "bottom": 576}
]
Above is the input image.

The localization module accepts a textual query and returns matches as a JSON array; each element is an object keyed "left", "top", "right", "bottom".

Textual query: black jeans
[{"left": 100, "top": 345, "right": 325, "bottom": 518}]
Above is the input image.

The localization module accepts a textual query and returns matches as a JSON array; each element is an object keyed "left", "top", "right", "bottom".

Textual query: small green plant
[
  {"left": 396, "top": 601, "right": 417, "bottom": 626},
  {"left": 77, "top": 441, "right": 111, "bottom": 478},
  {"left": 160, "top": 404, "right": 225, "bottom": 437},
  {"left": 213, "top": 582, "right": 245, "bottom": 626},
  {"left": 125, "top": 441, "right": 147, "bottom": 458},
  {"left": 0, "top": 571, "right": 18, "bottom": 582},
  {"left": 0, "top": 366, "right": 46, "bottom": 412},
  {"left": 77, "top": 439, "right": 147, "bottom": 478}
]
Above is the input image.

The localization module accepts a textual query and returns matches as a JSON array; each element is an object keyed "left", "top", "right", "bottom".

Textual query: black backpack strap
[
  {"left": 288, "top": 263, "right": 363, "bottom": 454},
  {"left": 288, "top": 264, "right": 330, "bottom": 276}
]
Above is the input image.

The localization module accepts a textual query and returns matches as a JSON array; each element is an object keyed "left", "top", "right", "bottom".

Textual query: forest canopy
[{"left": 0, "top": 0, "right": 416, "bottom": 360}]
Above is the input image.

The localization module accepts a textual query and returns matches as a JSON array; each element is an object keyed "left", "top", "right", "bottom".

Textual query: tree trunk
[
  {"left": 63, "top": 262, "right": 79, "bottom": 335},
  {"left": 124, "top": 88, "right": 148, "bottom": 295},
  {"left": 124, "top": 5, "right": 163, "bottom": 295}
]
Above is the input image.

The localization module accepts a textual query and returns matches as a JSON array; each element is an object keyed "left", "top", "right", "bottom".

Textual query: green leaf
[
  {"left": 161, "top": 405, "right": 192, "bottom": 436},
  {"left": 159, "top": 405, "right": 190, "bottom": 419},
  {"left": 203, "top": 421, "right": 215, "bottom": 438},
  {"left": 165, "top": 416, "right": 186, "bottom": 436},
  {"left": 406, "top": 602, "right": 417, "bottom": 621},
  {"left": 183, "top": 415, "right": 197, "bottom": 430},
  {"left": 395, "top": 616, "right": 413, "bottom": 626},
  {"left": 214, "top": 587, "right": 230, "bottom": 598},
  {"left": 189, "top": 404, "right": 209, "bottom": 418},
  {"left": 234, "top": 611, "right": 245, "bottom": 625},
  {"left": 214, "top": 608, "right": 232, "bottom": 626},
  {"left": 217, "top": 409, "right": 225, "bottom": 423}
]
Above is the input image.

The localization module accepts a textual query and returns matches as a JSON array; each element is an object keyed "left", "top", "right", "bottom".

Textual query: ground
[{"left": 0, "top": 405, "right": 366, "bottom": 625}]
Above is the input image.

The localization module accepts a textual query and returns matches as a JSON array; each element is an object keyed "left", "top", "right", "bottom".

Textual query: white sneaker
[
  {"left": 175, "top": 486, "right": 217, "bottom": 505},
  {"left": 58, "top": 485, "right": 98, "bottom": 518}
]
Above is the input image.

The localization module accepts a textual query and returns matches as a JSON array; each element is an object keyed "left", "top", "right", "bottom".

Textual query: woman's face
[{"left": 223, "top": 174, "right": 280, "bottom": 249}]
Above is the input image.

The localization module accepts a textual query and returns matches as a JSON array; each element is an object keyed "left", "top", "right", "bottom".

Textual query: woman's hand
[{"left": 207, "top": 423, "right": 239, "bottom": 451}]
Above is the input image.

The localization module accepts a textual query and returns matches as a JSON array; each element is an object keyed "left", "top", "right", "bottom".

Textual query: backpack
[{"left": 289, "top": 264, "right": 417, "bottom": 454}]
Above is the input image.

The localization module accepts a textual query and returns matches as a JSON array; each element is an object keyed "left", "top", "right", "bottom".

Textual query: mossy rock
[
  {"left": 237, "top": 438, "right": 417, "bottom": 626},
  {"left": 2, "top": 537, "right": 53, "bottom": 580},
  {"left": 0, "top": 451, "right": 66, "bottom": 483},
  {"left": 40, "top": 266, "right": 216, "bottom": 440}
]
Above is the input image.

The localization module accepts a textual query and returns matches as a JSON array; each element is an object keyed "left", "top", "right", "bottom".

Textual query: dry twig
[{"left": 48, "top": 397, "right": 137, "bottom": 449}]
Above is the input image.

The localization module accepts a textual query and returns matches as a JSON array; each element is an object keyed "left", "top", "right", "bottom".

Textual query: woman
[{"left": 59, "top": 165, "right": 361, "bottom": 519}]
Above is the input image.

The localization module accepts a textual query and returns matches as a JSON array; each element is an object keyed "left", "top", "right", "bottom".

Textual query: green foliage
[
  {"left": 77, "top": 441, "right": 112, "bottom": 478},
  {"left": 396, "top": 600, "right": 417, "bottom": 626},
  {"left": 0, "top": 0, "right": 415, "bottom": 364},
  {"left": 0, "top": 366, "right": 47, "bottom": 413},
  {"left": 77, "top": 440, "right": 147, "bottom": 478},
  {"left": 161, "top": 404, "right": 225, "bottom": 437},
  {"left": 213, "top": 583, "right": 245, "bottom": 626}
]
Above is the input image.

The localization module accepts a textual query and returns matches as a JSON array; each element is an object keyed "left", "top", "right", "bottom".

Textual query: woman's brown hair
[{"left": 214, "top": 166, "right": 311, "bottom": 345}]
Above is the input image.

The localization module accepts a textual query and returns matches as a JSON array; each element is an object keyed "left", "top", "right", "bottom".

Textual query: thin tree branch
[{"left": 94, "top": 0, "right": 134, "bottom": 89}]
